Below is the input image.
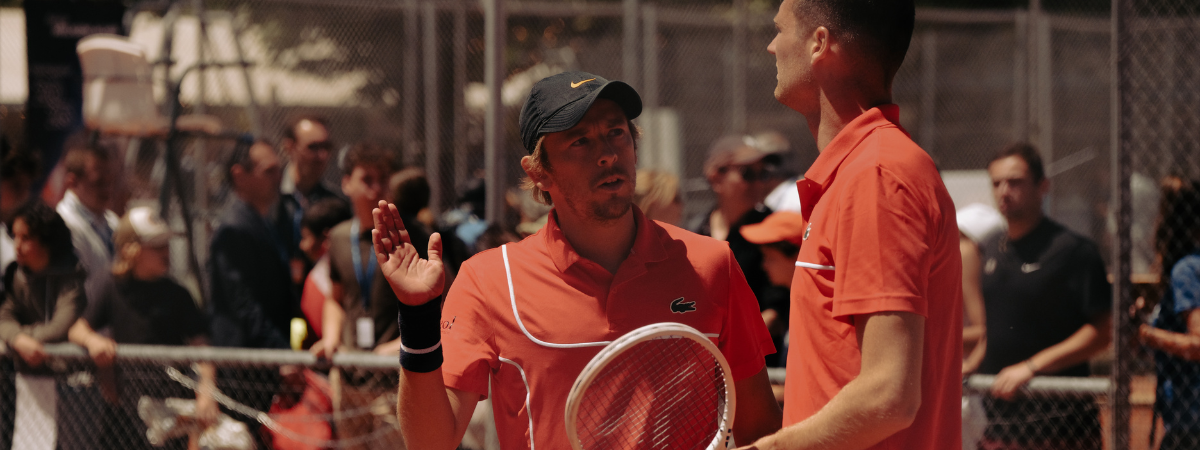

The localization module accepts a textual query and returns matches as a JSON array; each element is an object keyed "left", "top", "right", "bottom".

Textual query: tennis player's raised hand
[{"left": 372, "top": 200, "right": 445, "bottom": 306}]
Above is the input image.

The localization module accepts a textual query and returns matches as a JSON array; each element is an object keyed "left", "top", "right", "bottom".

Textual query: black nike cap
[{"left": 518, "top": 71, "right": 643, "bottom": 154}]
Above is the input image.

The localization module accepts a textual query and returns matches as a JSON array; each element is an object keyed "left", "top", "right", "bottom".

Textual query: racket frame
[{"left": 564, "top": 322, "right": 736, "bottom": 450}]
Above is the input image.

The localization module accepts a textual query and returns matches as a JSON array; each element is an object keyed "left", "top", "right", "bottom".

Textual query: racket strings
[{"left": 576, "top": 337, "right": 728, "bottom": 450}]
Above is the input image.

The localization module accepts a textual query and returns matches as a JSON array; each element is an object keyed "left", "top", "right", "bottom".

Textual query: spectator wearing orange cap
[{"left": 742, "top": 211, "right": 806, "bottom": 367}]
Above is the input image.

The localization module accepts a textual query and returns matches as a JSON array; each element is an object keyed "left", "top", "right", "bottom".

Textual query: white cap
[
  {"left": 127, "top": 207, "right": 172, "bottom": 247},
  {"left": 956, "top": 203, "right": 1005, "bottom": 244}
]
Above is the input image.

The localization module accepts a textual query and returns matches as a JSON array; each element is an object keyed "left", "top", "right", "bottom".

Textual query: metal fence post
[
  {"left": 423, "top": 1, "right": 441, "bottom": 217},
  {"left": 483, "top": 0, "right": 506, "bottom": 226},
  {"left": 403, "top": 0, "right": 420, "bottom": 166},
  {"left": 641, "top": 4, "right": 658, "bottom": 112},
  {"left": 623, "top": 0, "right": 639, "bottom": 89},
  {"left": 919, "top": 31, "right": 937, "bottom": 154},
  {"left": 453, "top": 2, "right": 469, "bottom": 202},
  {"left": 730, "top": 0, "right": 747, "bottom": 134},
  {"left": 1109, "top": 0, "right": 1133, "bottom": 447},
  {"left": 1013, "top": 11, "right": 1029, "bottom": 142}
]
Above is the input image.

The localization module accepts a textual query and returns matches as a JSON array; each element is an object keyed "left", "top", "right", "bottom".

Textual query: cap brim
[{"left": 538, "top": 80, "right": 643, "bottom": 136}]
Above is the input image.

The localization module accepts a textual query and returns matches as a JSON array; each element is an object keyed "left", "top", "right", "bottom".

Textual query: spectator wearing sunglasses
[
  {"left": 278, "top": 116, "right": 349, "bottom": 295},
  {"left": 691, "top": 135, "right": 783, "bottom": 303}
]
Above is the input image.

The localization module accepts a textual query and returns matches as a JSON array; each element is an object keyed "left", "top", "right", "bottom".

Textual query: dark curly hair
[
  {"left": 1156, "top": 176, "right": 1200, "bottom": 276},
  {"left": 10, "top": 201, "right": 76, "bottom": 263}
]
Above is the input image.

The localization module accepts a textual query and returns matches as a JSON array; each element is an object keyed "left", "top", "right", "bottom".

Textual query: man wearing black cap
[{"left": 378, "top": 71, "right": 782, "bottom": 449}]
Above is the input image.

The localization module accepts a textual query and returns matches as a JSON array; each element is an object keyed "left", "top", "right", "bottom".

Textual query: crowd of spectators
[{"left": 3, "top": 111, "right": 1195, "bottom": 450}]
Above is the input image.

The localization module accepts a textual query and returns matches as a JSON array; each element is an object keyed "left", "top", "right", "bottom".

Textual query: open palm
[{"left": 372, "top": 200, "right": 445, "bottom": 306}]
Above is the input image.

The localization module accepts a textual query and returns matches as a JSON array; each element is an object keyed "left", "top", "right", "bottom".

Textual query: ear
[
  {"left": 63, "top": 171, "right": 78, "bottom": 190},
  {"left": 810, "top": 26, "right": 831, "bottom": 64},
  {"left": 282, "top": 137, "right": 295, "bottom": 153},
  {"left": 521, "top": 155, "right": 553, "bottom": 192},
  {"left": 229, "top": 165, "right": 245, "bottom": 187},
  {"left": 341, "top": 174, "right": 353, "bottom": 194},
  {"left": 1037, "top": 177, "right": 1050, "bottom": 197}
]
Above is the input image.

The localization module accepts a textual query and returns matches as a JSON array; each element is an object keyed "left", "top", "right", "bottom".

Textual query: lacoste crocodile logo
[
  {"left": 570, "top": 78, "right": 596, "bottom": 88},
  {"left": 670, "top": 297, "right": 696, "bottom": 314}
]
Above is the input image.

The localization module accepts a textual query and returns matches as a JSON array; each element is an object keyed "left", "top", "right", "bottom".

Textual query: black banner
[{"left": 24, "top": 0, "right": 125, "bottom": 184}]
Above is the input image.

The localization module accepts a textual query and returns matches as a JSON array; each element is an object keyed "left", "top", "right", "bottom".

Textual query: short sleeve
[
  {"left": 172, "top": 282, "right": 209, "bottom": 340},
  {"left": 440, "top": 263, "right": 498, "bottom": 398},
  {"left": 328, "top": 238, "right": 345, "bottom": 284},
  {"left": 1074, "top": 241, "right": 1113, "bottom": 319},
  {"left": 719, "top": 249, "right": 774, "bottom": 381},
  {"left": 83, "top": 283, "right": 112, "bottom": 330},
  {"left": 831, "top": 166, "right": 930, "bottom": 320},
  {"left": 1171, "top": 257, "right": 1200, "bottom": 315}
]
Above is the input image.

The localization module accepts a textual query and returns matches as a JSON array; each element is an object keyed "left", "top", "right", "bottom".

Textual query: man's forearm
[
  {"left": 322, "top": 297, "right": 345, "bottom": 348},
  {"left": 1140, "top": 324, "right": 1200, "bottom": 361},
  {"left": 747, "top": 371, "right": 919, "bottom": 450},
  {"left": 397, "top": 370, "right": 474, "bottom": 450},
  {"left": 744, "top": 312, "right": 925, "bottom": 450}
]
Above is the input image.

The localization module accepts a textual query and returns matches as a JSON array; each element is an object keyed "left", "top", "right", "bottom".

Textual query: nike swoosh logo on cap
[{"left": 570, "top": 78, "right": 596, "bottom": 88}]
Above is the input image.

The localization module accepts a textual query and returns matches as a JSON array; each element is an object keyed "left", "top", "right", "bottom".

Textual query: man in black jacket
[{"left": 207, "top": 140, "right": 293, "bottom": 349}]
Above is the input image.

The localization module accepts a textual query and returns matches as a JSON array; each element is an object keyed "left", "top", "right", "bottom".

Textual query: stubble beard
[{"left": 557, "top": 175, "right": 635, "bottom": 224}]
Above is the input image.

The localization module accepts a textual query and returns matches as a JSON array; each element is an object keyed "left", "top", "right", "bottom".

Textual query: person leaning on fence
[
  {"left": 205, "top": 140, "right": 293, "bottom": 449},
  {"left": 308, "top": 142, "right": 403, "bottom": 450},
  {"left": 381, "top": 70, "right": 782, "bottom": 449},
  {"left": 298, "top": 198, "right": 354, "bottom": 343},
  {"left": 69, "top": 206, "right": 217, "bottom": 450},
  {"left": 1133, "top": 176, "right": 1200, "bottom": 450},
  {"left": 957, "top": 203, "right": 1005, "bottom": 374},
  {"left": 746, "top": 0, "right": 964, "bottom": 448},
  {"left": 0, "top": 201, "right": 94, "bottom": 367},
  {"left": 965, "top": 143, "right": 1112, "bottom": 450}
]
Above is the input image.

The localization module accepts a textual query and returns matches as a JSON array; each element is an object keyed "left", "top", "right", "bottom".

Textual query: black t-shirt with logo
[{"left": 978, "top": 218, "right": 1111, "bottom": 377}]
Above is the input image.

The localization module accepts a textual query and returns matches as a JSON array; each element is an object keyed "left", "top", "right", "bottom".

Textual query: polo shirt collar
[
  {"left": 541, "top": 205, "right": 668, "bottom": 274},
  {"left": 798, "top": 104, "right": 903, "bottom": 214}
]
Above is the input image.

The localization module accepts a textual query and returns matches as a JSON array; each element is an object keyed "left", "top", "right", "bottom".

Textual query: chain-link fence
[
  {"left": 0, "top": 344, "right": 411, "bottom": 450},
  {"left": 1114, "top": 0, "right": 1200, "bottom": 449},
  {"left": 5, "top": 0, "right": 1200, "bottom": 449},
  {"left": 91, "top": 0, "right": 1138, "bottom": 263}
]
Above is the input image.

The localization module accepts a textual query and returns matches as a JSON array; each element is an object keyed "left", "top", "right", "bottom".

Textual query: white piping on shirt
[
  {"left": 501, "top": 245, "right": 718, "bottom": 347},
  {"left": 503, "top": 245, "right": 612, "bottom": 348},
  {"left": 499, "top": 357, "right": 535, "bottom": 450},
  {"left": 795, "top": 261, "right": 836, "bottom": 271}
]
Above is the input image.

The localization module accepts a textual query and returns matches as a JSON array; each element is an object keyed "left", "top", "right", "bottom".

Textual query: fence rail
[{"left": 0, "top": 345, "right": 1153, "bottom": 450}]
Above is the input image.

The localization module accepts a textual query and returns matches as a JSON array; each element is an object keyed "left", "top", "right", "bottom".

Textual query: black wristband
[{"left": 397, "top": 297, "right": 444, "bottom": 373}]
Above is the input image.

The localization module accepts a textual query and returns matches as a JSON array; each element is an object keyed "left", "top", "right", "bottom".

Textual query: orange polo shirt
[
  {"left": 441, "top": 207, "right": 774, "bottom": 450},
  {"left": 784, "top": 105, "right": 962, "bottom": 449}
]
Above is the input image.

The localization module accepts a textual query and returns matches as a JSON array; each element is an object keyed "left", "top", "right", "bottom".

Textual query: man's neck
[
  {"left": 555, "top": 208, "right": 636, "bottom": 275},
  {"left": 68, "top": 189, "right": 106, "bottom": 218},
  {"left": 243, "top": 196, "right": 272, "bottom": 218},
  {"left": 354, "top": 208, "right": 374, "bottom": 232},
  {"left": 809, "top": 82, "right": 892, "bottom": 152},
  {"left": 290, "top": 165, "right": 318, "bottom": 195},
  {"left": 1006, "top": 212, "right": 1044, "bottom": 241}
]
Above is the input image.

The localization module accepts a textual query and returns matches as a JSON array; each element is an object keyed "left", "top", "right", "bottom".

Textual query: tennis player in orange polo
[
  {"left": 375, "top": 71, "right": 782, "bottom": 450},
  {"left": 742, "top": 1, "right": 962, "bottom": 449}
]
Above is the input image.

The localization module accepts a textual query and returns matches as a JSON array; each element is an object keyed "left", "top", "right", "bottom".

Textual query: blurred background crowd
[{"left": 1, "top": 0, "right": 1200, "bottom": 449}]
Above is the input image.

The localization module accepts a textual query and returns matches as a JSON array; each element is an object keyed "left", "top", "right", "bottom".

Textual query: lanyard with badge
[{"left": 350, "top": 219, "right": 377, "bottom": 349}]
